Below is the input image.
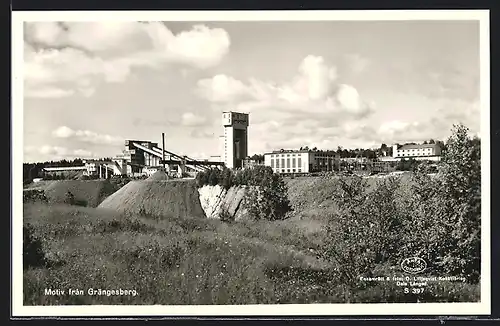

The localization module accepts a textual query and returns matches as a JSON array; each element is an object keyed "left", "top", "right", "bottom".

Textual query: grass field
[
  {"left": 23, "top": 173, "right": 480, "bottom": 305},
  {"left": 23, "top": 202, "right": 334, "bottom": 305}
]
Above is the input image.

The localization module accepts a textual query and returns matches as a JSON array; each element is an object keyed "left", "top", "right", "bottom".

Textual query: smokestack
[{"left": 162, "top": 132, "right": 166, "bottom": 171}]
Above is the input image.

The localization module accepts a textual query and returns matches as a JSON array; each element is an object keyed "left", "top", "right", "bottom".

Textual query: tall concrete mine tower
[{"left": 222, "top": 111, "right": 249, "bottom": 169}]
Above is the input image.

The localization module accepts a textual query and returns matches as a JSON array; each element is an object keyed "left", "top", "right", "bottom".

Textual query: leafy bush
[
  {"left": 196, "top": 166, "right": 291, "bottom": 221},
  {"left": 23, "top": 190, "right": 48, "bottom": 203},
  {"left": 319, "top": 123, "right": 481, "bottom": 302},
  {"left": 221, "top": 168, "right": 235, "bottom": 190},
  {"left": 242, "top": 166, "right": 291, "bottom": 221},
  {"left": 397, "top": 124, "right": 481, "bottom": 282},
  {"left": 64, "top": 191, "right": 75, "bottom": 205},
  {"left": 430, "top": 124, "right": 481, "bottom": 282},
  {"left": 23, "top": 224, "right": 46, "bottom": 269},
  {"left": 109, "top": 177, "right": 131, "bottom": 190},
  {"left": 318, "top": 176, "right": 404, "bottom": 302},
  {"left": 218, "top": 207, "right": 234, "bottom": 223},
  {"left": 397, "top": 158, "right": 420, "bottom": 171}
]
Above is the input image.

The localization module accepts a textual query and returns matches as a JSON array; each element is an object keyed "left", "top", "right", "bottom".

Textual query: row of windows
[
  {"left": 270, "top": 153, "right": 303, "bottom": 158},
  {"left": 269, "top": 153, "right": 338, "bottom": 158},
  {"left": 399, "top": 153, "right": 434, "bottom": 157},
  {"left": 273, "top": 168, "right": 302, "bottom": 173},
  {"left": 270, "top": 157, "right": 302, "bottom": 169},
  {"left": 315, "top": 157, "right": 337, "bottom": 162},
  {"left": 398, "top": 148, "right": 433, "bottom": 153}
]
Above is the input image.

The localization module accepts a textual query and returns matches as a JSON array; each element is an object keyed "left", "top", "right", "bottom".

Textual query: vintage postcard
[{"left": 12, "top": 9, "right": 490, "bottom": 317}]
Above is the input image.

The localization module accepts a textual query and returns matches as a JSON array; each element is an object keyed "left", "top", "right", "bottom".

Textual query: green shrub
[
  {"left": 242, "top": 166, "right": 291, "bottom": 221},
  {"left": 208, "top": 169, "right": 222, "bottom": 186},
  {"left": 64, "top": 191, "right": 75, "bottom": 205},
  {"left": 221, "top": 168, "right": 235, "bottom": 190},
  {"left": 196, "top": 166, "right": 291, "bottom": 221},
  {"left": 427, "top": 124, "right": 480, "bottom": 282},
  {"left": 218, "top": 207, "right": 234, "bottom": 223},
  {"left": 23, "top": 190, "right": 48, "bottom": 203},
  {"left": 397, "top": 158, "right": 420, "bottom": 171},
  {"left": 318, "top": 176, "right": 404, "bottom": 302},
  {"left": 394, "top": 124, "right": 481, "bottom": 283},
  {"left": 318, "top": 123, "right": 481, "bottom": 302},
  {"left": 23, "top": 224, "right": 46, "bottom": 269}
]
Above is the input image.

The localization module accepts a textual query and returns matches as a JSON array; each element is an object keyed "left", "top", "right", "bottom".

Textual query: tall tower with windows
[{"left": 222, "top": 111, "right": 249, "bottom": 169}]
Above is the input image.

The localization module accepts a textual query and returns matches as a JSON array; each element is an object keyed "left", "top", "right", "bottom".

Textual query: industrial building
[
  {"left": 42, "top": 139, "right": 225, "bottom": 179},
  {"left": 41, "top": 111, "right": 250, "bottom": 178},
  {"left": 40, "top": 112, "right": 245, "bottom": 179},
  {"left": 222, "top": 111, "right": 249, "bottom": 169},
  {"left": 392, "top": 143, "right": 442, "bottom": 161},
  {"left": 264, "top": 149, "right": 340, "bottom": 174},
  {"left": 42, "top": 166, "right": 88, "bottom": 177},
  {"left": 111, "top": 139, "right": 224, "bottom": 177},
  {"left": 38, "top": 108, "right": 444, "bottom": 180}
]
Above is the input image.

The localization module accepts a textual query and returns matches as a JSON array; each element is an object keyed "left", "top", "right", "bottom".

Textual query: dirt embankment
[
  {"left": 43, "top": 180, "right": 119, "bottom": 207},
  {"left": 98, "top": 179, "right": 206, "bottom": 219}
]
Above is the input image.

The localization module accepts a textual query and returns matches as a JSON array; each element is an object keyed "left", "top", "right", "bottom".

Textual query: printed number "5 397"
[{"left": 404, "top": 288, "right": 425, "bottom": 294}]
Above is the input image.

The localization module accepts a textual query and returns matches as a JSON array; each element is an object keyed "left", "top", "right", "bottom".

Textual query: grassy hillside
[
  {"left": 24, "top": 193, "right": 479, "bottom": 305},
  {"left": 23, "top": 124, "right": 481, "bottom": 305},
  {"left": 23, "top": 203, "right": 333, "bottom": 305}
]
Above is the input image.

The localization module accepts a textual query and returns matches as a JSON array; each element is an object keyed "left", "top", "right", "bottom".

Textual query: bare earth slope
[
  {"left": 43, "top": 180, "right": 117, "bottom": 207},
  {"left": 98, "top": 179, "right": 206, "bottom": 219}
]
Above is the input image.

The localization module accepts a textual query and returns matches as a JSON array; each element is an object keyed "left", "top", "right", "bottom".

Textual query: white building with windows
[
  {"left": 264, "top": 149, "right": 340, "bottom": 174},
  {"left": 392, "top": 143, "right": 442, "bottom": 161}
]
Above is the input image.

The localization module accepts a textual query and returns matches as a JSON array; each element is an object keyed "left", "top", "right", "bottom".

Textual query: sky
[{"left": 22, "top": 20, "right": 480, "bottom": 163}]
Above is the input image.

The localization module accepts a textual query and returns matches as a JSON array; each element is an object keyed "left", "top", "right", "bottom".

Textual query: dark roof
[
  {"left": 222, "top": 111, "right": 248, "bottom": 115},
  {"left": 266, "top": 149, "right": 339, "bottom": 155},
  {"left": 398, "top": 144, "right": 439, "bottom": 150}
]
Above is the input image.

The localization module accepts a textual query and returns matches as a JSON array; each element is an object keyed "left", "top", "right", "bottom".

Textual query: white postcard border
[{"left": 11, "top": 9, "right": 491, "bottom": 317}]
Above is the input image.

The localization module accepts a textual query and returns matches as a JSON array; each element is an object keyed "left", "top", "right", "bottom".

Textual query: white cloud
[
  {"left": 181, "top": 112, "right": 207, "bottom": 127},
  {"left": 198, "top": 55, "right": 478, "bottom": 152},
  {"left": 375, "top": 120, "right": 451, "bottom": 145},
  {"left": 39, "top": 145, "right": 68, "bottom": 156},
  {"left": 197, "top": 55, "right": 373, "bottom": 119},
  {"left": 24, "top": 86, "right": 75, "bottom": 98},
  {"left": 198, "top": 55, "right": 374, "bottom": 153},
  {"left": 24, "top": 22, "right": 231, "bottom": 98},
  {"left": 196, "top": 74, "right": 251, "bottom": 102},
  {"left": 343, "top": 53, "right": 369, "bottom": 74},
  {"left": 294, "top": 55, "right": 338, "bottom": 100},
  {"left": 72, "top": 149, "right": 94, "bottom": 157},
  {"left": 52, "top": 126, "right": 123, "bottom": 145},
  {"left": 28, "top": 145, "right": 95, "bottom": 159},
  {"left": 191, "top": 128, "right": 215, "bottom": 138},
  {"left": 145, "top": 24, "right": 230, "bottom": 69},
  {"left": 378, "top": 120, "right": 414, "bottom": 136},
  {"left": 335, "top": 85, "right": 366, "bottom": 115},
  {"left": 27, "top": 22, "right": 65, "bottom": 45},
  {"left": 52, "top": 126, "right": 74, "bottom": 138}
]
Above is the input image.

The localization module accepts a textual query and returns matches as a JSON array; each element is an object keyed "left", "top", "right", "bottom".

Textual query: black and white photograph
[{"left": 12, "top": 10, "right": 490, "bottom": 316}]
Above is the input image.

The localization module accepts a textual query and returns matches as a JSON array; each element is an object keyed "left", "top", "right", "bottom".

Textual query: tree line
[
  {"left": 23, "top": 157, "right": 113, "bottom": 182},
  {"left": 283, "top": 139, "right": 448, "bottom": 159}
]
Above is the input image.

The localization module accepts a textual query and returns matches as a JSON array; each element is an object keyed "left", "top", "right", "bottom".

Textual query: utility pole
[{"left": 162, "top": 132, "right": 166, "bottom": 171}]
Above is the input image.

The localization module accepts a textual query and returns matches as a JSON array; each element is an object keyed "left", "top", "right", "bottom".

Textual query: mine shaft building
[{"left": 222, "top": 111, "right": 249, "bottom": 169}]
